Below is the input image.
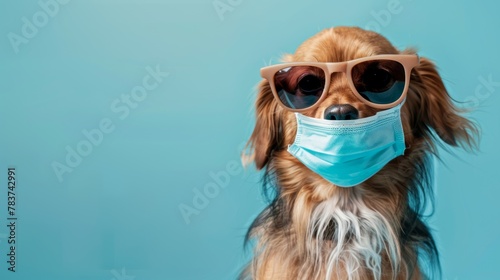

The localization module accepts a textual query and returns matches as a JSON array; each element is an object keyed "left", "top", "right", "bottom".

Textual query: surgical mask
[{"left": 287, "top": 103, "right": 406, "bottom": 187}]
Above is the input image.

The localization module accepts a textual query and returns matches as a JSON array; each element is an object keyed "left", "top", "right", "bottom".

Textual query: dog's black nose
[{"left": 324, "top": 104, "right": 359, "bottom": 120}]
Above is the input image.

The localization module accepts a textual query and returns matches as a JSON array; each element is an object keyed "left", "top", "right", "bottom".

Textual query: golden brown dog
[{"left": 241, "top": 27, "right": 477, "bottom": 280}]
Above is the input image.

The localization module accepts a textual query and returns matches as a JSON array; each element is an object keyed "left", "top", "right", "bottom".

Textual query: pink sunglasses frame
[{"left": 260, "top": 54, "right": 420, "bottom": 111}]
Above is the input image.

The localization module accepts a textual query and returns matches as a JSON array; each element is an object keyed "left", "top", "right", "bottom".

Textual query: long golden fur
[{"left": 241, "top": 27, "right": 478, "bottom": 280}]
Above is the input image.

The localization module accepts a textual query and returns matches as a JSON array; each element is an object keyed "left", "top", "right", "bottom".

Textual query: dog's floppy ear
[
  {"left": 408, "top": 57, "right": 478, "bottom": 149},
  {"left": 243, "top": 80, "right": 282, "bottom": 170}
]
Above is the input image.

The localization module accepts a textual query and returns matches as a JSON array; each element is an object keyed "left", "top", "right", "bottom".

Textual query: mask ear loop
[{"left": 283, "top": 92, "right": 296, "bottom": 110}]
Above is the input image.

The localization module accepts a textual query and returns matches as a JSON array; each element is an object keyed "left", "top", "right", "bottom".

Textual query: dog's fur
[{"left": 241, "top": 27, "right": 478, "bottom": 280}]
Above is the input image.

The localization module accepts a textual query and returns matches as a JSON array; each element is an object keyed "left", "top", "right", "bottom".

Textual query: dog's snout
[{"left": 324, "top": 104, "right": 359, "bottom": 120}]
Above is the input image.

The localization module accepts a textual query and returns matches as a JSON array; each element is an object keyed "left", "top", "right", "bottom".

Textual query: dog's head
[
  {"left": 242, "top": 27, "right": 478, "bottom": 279},
  {"left": 245, "top": 27, "right": 477, "bottom": 188}
]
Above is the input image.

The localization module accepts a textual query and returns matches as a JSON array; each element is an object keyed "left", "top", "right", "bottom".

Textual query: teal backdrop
[{"left": 1, "top": 0, "right": 499, "bottom": 279}]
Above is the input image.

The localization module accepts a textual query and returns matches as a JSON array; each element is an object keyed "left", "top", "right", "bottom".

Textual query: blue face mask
[{"left": 287, "top": 103, "right": 406, "bottom": 187}]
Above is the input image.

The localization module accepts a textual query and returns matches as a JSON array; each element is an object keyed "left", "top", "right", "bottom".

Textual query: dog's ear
[
  {"left": 408, "top": 57, "right": 478, "bottom": 149},
  {"left": 243, "top": 80, "right": 282, "bottom": 170}
]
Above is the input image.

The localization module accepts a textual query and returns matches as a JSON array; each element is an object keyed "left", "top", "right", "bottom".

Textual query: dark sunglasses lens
[
  {"left": 273, "top": 66, "right": 325, "bottom": 109},
  {"left": 351, "top": 60, "right": 405, "bottom": 104}
]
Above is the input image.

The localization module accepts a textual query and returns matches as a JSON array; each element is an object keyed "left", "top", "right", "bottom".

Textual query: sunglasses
[{"left": 260, "top": 54, "right": 420, "bottom": 111}]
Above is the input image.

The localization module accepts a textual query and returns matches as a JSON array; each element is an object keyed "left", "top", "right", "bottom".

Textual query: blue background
[{"left": 0, "top": 0, "right": 499, "bottom": 279}]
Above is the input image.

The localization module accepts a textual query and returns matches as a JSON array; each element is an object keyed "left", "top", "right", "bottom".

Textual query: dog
[{"left": 240, "top": 27, "right": 478, "bottom": 280}]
